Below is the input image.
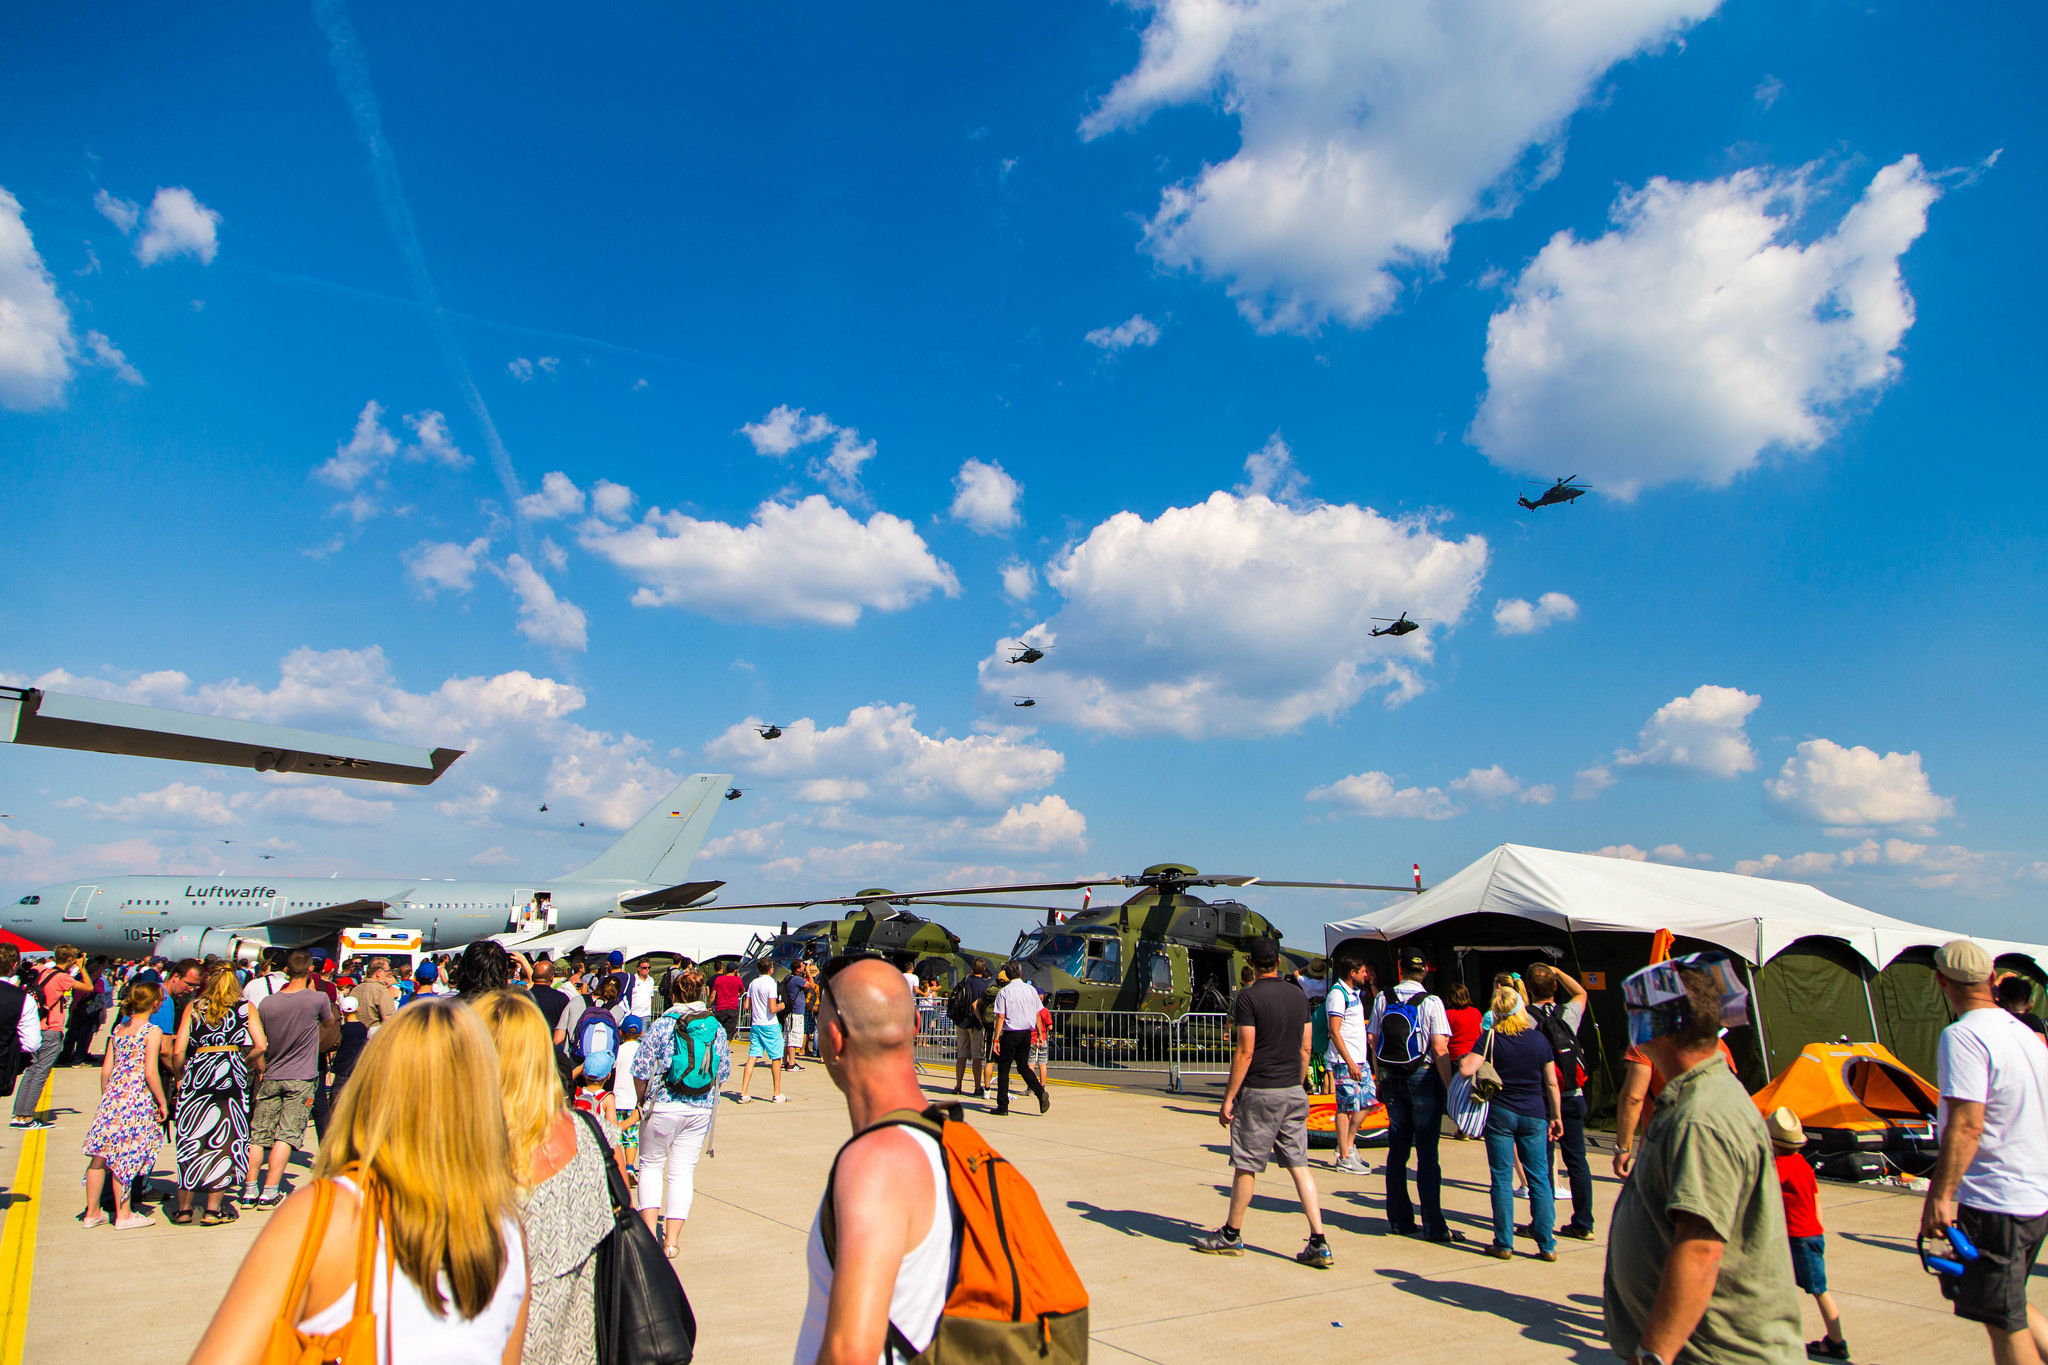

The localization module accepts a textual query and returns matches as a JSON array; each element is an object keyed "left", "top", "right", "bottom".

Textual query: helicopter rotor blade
[
  {"left": 920, "top": 900, "right": 1083, "bottom": 913},
  {"left": 1249, "top": 879, "right": 1427, "bottom": 893}
]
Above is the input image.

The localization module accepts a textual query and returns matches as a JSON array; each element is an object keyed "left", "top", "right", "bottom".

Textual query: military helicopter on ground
[
  {"left": 1369, "top": 613, "right": 1428, "bottom": 638},
  {"left": 685, "top": 864, "right": 1422, "bottom": 1020},
  {"left": 1005, "top": 642, "right": 1049, "bottom": 665},
  {"left": 673, "top": 888, "right": 1011, "bottom": 991},
  {"left": 1518, "top": 476, "right": 1589, "bottom": 510},
  {"left": 754, "top": 724, "right": 785, "bottom": 740}
]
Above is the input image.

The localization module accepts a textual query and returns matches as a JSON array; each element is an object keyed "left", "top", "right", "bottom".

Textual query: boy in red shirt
[{"left": 1769, "top": 1106, "right": 1850, "bottom": 1359}]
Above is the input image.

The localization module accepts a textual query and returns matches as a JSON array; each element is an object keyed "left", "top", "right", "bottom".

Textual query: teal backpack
[{"left": 663, "top": 1011, "right": 724, "bottom": 1097}]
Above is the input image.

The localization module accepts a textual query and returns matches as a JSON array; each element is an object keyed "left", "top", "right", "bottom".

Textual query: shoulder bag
[
  {"left": 262, "top": 1175, "right": 384, "bottom": 1365},
  {"left": 1470, "top": 1029, "right": 1503, "bottom": 1100},
  {"left": 573, "top": 1108, "right": 696, "bottom": 1364}
]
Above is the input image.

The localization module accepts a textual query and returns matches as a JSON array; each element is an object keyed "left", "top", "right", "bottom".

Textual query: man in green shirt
[{"left": 1605, "top": 951, "right": 1803, "bottom": 1365}]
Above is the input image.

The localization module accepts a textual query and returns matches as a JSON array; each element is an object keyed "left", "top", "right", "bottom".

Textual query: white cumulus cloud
[
  {"left": 94, "top": 190, "right": 140, "bottom": 235},
  {"left": 1763, "top": 738, "right": 1953, "bottom": 832},
  {"left": 1578, "top": 685, "right": 1761, "bottom": 792},
  {"left": 83, "top": 331, "right": 144, "bottom": 387},
  {"left": 1493, "top": 592, "right": 1578, "bottom": 635},
  {"left": 1450, "top": 765, "right": 1556, "bottom": 805},
  {"left": 0, "top": 188, "right": 76, "bottom": 411},
  {"left": 950, "top": 458, "right": 1023, "bottom": 534},
  {"left": 494, "top": 554, "right": 589, "bottom": 651},
  {"left": 739, "top": 404, "right": 878, "bottom": 499},
  {"left": 135, "top": 187, "right": 221, "bottom": 266},
  {"left": 316, "top": 401, "right": 399, "bottom": 490},
  {"left": 977, "top": 471, "right": 1488, "bottom": 737},
  {"left": 579, "top": 494, "right": 958, "bottom": 627},
  {"left": 704, "top": 704, "right": 1064, "bottom": 813},
  {"left": 1308, "top": 771, "right": 1462, "bottom": 821},
  {"left": 1587, "top": 843, "right": 1712, "bottom": 864},
  {"left": 1085, "top": 314, "right": 1161, "bottom": 352},
  {"left": 517, "top": 470, "right": 587, "bottom": 521},
  {"left": 1471, "top": 156, "right": 1941, "bottom": 497},
  {"left": 1235, "top": 434, "right": 1310, "bottom": 506},
  {"left": 68, "top": 782, "right": 240, "bottom": 830},
  {"left": 1082, "top": 0, "right": 1718, "bottom": 333},
  {"left": 403, "top": 536, "right": 491, "bottom": 598},
  {"left": 254, "top": 785, "right": 394, "bottom": 828},
  {"left": 999, "top": 559, "right": 1037, "bottom": 602},
  {"left": 401, "top": 410, "right": 468, "bottom": 470}
]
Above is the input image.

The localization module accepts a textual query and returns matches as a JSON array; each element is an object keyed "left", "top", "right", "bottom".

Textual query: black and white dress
[{"left": 174, "top": 1004, "right": 253, "bottom": 1192}]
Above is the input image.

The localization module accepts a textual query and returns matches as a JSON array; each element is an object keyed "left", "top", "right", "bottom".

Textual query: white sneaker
[
  {"left": 1335, "top": 1156, "right": 1367, "bottom": 1174},
  {"left": 769, "top": 1095, "right": 788, "bottom": 1104}
]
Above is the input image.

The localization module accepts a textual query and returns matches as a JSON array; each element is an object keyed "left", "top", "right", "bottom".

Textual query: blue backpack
[
  {"left": 1375, "top": 987, "right": 1432, "bottom": 1071},
  {"left": 663, "top": 1012, "right": 725, "bottom": 1097},
  {"left": 576, "top": 1011, "right": 620, "bottom": 1067}
]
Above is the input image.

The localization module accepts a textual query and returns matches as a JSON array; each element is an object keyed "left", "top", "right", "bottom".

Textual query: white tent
[
  {"left": 495, "top": 917, "right": 779, "bottom": 962},
  {"left": 1323, "top": 844, "right": 2048, "bottom": 970}
]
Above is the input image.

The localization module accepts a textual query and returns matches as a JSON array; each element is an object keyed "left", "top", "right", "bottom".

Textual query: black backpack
[
  {"left": 947, "top": 977, "right": 982, "bottom": 1027},
  {"left": 1531, "top": 1001, "right": 1589, "bottom": 1090},
  {"left": 0, "top": 980, "right": 29, "bottom": 1096}
]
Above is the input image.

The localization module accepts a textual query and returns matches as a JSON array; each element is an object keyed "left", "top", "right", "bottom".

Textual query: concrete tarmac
[{"left": 0, "top": 1057, "right": 1999, "bottom": 1364}]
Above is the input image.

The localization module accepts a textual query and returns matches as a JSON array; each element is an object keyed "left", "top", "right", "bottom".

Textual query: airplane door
[{"left": 64, "top": 885, "right": 97, "bottom": 921}]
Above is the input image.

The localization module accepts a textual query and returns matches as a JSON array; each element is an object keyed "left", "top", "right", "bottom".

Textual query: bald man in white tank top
[{"left": 795, "top": 959, "right": 954, "bottom": 1365}]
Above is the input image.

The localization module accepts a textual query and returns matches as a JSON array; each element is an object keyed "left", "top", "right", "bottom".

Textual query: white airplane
[{"left": 9, "top": 773, "right": 734, "bottom": 960}]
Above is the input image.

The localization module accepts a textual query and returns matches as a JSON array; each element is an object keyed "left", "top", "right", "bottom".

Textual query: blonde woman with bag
[
  {"left": 187, "top": 997, "right": 529, "bottom": 1365},
  {"left": 1458, "top": 983, "right": 1563, "bottom": 1262}
]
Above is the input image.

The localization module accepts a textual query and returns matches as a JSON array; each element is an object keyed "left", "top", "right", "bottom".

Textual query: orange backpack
[{"left": 823, "top": 1103, "right": 1089, "bottom": 1363}]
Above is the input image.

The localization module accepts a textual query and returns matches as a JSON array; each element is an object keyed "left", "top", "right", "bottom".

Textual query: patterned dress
[
  {"left": 520, "top": 1114, "right": 615, "bottom": 1365},
  {"left": 81, "top": 1026, "right": 163, "bottom": 1184},
  {"left": 175, "top": 1004, "right": 253, "bottom": 1192}
]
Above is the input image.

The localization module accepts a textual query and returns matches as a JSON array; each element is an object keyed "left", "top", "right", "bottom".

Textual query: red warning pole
[{"left": 1413, "top": 863, "right": 1422, "bottom": 892}]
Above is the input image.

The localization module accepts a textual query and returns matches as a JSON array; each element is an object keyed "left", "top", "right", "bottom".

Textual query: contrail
[{"left": 311, "top": 0, "right": 534, "bottom": 557}]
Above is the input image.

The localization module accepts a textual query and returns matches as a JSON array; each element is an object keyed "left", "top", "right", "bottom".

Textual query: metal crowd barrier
[{"left": 907, "top": 1008, "right": 1237, "bottom": 1092}]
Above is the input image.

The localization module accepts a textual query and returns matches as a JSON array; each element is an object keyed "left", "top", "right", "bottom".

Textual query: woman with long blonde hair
[
  {"left": 190, "top": 997, "right": 529, "bottom": 1364},
  {"left": 475, "top": 988, "right": 622, "bottom": 1365},
  {"left": 171, "top": 965, "right": 267, "bottom": 1225},
  {"left": 1458, "top": 982, "right": 1563, "bottom": 1261}
]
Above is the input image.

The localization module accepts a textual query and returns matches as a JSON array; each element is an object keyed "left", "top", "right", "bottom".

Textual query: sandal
[
  {"left": 168, "top": 1206, "right": 195, "bottom": 1226},
  {"left": 201, "top": 1207, "right": 235, "bottom": 1226}
]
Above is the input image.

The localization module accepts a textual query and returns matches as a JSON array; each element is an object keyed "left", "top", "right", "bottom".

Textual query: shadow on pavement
[{"left": 1380, "top": 1268, "right": 1612, "bottom": 1363}]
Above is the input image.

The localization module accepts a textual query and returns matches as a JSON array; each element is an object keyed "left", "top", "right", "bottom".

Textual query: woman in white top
[{"left": 189, "top": 997, "right": 529, "bottom": 1365}]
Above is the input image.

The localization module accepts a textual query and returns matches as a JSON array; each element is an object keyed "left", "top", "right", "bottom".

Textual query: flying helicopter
[
  {"left": 538, "top": 804, "right": 549, "bottom": 812},
  {"left": 1369, "top": 614, "right": 1429, "bottom": 638},
  {"left": 1005, "top": 643, "right": 1049, "bottom": 665},
  {"left": 754, "top": 724, "right": 785, "bottom": 740},
  {"left": 1012, "top": 697, "right": 1036, "bottom": 708},
  {"left": 725, "top": 787, "right": 743, "bottom": 801},
  {"left": 1518, "top": 475, "right": 1589, "bottom": 510}
]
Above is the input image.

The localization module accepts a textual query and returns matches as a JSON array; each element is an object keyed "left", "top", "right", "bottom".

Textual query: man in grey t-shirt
[
  {"left": 246, "top": 951, "right": 336, "bottom": 1206},
  {"left": 1527, "top": 962, "right": 1595, "bottom": 1239}
]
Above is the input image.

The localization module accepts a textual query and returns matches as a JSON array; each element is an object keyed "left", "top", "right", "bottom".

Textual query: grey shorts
[
  {"left": 250, "top": 1078, "right": 318, "bottom": 1148},
  {"left": 1230, "top": 1086, "right": 1310, "bottom": 1173},
  {"left": 956, "top": 1025, "right": 987, "bottom": 1063},
  {"left": 1954, "top": 1204, "right": 2048, "bottom": 1332}
]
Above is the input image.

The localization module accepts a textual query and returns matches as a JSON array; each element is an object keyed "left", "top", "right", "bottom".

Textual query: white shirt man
[
  {"left": 993, "top": 975, "right": 1042, "bottom": 1034},
  {"left": 991, "top": 970, "right": 1050, "bottom": 1116},
  {"left": 626, "top": 965, "right": 657, "bottom": 1019}
]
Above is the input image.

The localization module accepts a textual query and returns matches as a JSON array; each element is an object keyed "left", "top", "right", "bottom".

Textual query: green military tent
[{"left": 1323, "top": 844, "right": 2048, "bottom": 1111}]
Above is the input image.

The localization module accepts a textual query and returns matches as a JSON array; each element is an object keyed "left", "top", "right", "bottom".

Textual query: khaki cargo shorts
[
  {"left": 1230, "top": 1086, "right": 1309, "bottom": 1173},
  {"left": 250, "top": 1078, "right": 317, "bottom": 1148},
  {"left": 955, "top": 1024, "right": 988, "bottom": 1063}
]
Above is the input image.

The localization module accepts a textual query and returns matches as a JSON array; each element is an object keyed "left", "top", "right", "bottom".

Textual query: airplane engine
[{"left": 156, "top": 926, "right": 271, "bottom": 964}]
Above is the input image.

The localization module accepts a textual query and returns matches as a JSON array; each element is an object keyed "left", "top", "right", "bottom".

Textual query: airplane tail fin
[{"left": 563, "top": 773, "right": 733, "bottom": 883}]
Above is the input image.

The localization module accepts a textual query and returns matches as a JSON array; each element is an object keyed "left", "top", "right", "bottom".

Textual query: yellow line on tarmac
[{"left": 0, "top": 1074, "right": 55, "bottom": 1365}]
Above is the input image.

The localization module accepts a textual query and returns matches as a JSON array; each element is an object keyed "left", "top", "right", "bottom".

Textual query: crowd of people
[{"left": 8, "top": 925, "right": 2046, "bottom": 1365}]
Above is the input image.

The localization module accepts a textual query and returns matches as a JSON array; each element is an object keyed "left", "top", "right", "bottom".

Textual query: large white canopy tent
[
  {"left": 1322, "top": 844, "right": 2048, "bottom": 1090},
  {"left": 496, "top": 917, "right": 779, "bottom": 963}
]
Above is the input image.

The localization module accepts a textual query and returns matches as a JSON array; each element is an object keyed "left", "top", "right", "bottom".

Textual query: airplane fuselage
[{"left": 11, "top": 873, "right": 651, "bottom": 957}]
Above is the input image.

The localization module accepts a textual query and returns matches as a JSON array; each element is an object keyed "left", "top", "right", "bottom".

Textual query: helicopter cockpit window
[
  {"left": 1148, "top": 953, "right": 1173, "bottom": 991},
  {"left": 1022, "top": 933, "right": 1087, "bottom": 977},
  {"left": 1083, "top": 937, "right": 1122, "bottom": 984}
]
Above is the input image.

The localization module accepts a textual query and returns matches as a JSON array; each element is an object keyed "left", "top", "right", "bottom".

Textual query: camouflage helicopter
[
  {"left": 674, "top": 888, "right": 1010, "bottom": 992},
  {"left": 693, "top": 864, "right": 1421, "bottom": 1019}
]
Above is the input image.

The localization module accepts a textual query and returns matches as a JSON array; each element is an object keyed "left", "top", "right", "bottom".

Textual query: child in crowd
[
  {"left": 1769, "top": 1106, "right": 1849, "bottom": 1360},
  {"left": 1030, "top": 1002, "right": 1051, "bottom": 1088},
  {"left": 616, "top": 1016, "right": 644, "bottom": 1175},
  {"left": 330, "top": 996, "right": 370, "bottom": 1100},
  {"left": 574, "top": 1054, "right": 620, "bottom": 1145}
]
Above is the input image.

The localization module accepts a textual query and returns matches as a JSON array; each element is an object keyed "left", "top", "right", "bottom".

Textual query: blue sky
[{"left": 3, "top": 0, "right": 2042, "bottom": 951}]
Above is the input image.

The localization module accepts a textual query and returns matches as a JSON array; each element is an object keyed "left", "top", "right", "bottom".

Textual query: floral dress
[
  {"left": 81, "top": 1026, "right": 163, "bottom": 1184},
  {"left": 175, "top": 1004, "right": 253, "bottom": 1191}
]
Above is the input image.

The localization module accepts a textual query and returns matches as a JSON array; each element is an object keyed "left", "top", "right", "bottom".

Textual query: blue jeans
[
  {"left": 1552, "top": 1092, "right": 1593, "bottom": 1232},
  {"left": 1484, "top": 1107, "right": 1554, "bottom": 1253},
  {"left": 1382, "top": 1064, "right": 1447, "bottom": 1236}
]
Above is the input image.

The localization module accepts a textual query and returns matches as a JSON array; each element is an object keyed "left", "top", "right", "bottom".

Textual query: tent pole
[
  {"left": 1860, "top": 964, "right": 1881, "bottom": 1042},
  {"left": 1743, "top": 960, "right": 1771, "bottom": 1077}
]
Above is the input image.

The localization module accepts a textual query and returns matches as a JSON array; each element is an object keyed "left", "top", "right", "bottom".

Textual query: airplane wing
[
  {"left": 613, "top": 881, "right": 725, "bottom": 917},
  {"left": 228, "top": 899, "right": 404, "bottom": 937}
]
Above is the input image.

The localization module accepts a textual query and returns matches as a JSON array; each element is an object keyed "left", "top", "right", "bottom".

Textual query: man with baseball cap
[
  {"left": 1368, "top": 946, "right": 1457, "bottom": 1241},
  {"left": 1604, "top": 951, "right": 1802, "bottom": 1365},
  {"left": 1923, "top": 939, "right": 2048, "bottom": 1364}
]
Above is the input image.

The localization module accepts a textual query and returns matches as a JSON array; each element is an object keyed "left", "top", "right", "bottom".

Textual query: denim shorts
[{"left": 1788, "top": 1234, "right": 1827, "bottom": 1295}]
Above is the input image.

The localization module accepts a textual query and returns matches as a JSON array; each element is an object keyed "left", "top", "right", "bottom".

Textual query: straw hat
[{"left": 1766, "top": 1105, "right": 1806, "bottom": 1149}]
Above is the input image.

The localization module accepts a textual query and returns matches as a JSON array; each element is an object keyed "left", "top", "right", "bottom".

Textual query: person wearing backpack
[
  {"left": 1524, "top": 962, "right": 1596, "bottom": 1240},
  {"left": 1368, "top": 947, "right": 1459, "bottom": 1243},
  {"left": 948, "top": 958, "right": 993, "bottom": 1098},
  {"left": 630, "top": 967, "right": 730, "bottom": 1256},
  {"left": 800, "top": 956, "right": 1089, "bottom": 1365},
  {"left": 573, "top": 1002, "right": 622, "bottom": 1088}
]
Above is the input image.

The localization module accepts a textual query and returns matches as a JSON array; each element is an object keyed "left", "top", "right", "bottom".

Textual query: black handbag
[{"left": 572, "top": 1109, "right": 697, "bottom": 1364}]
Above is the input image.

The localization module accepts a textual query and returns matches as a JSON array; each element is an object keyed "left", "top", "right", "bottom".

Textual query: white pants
[{"left": 637, "top": 1106, "right": 712, "bottom": 1220}]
